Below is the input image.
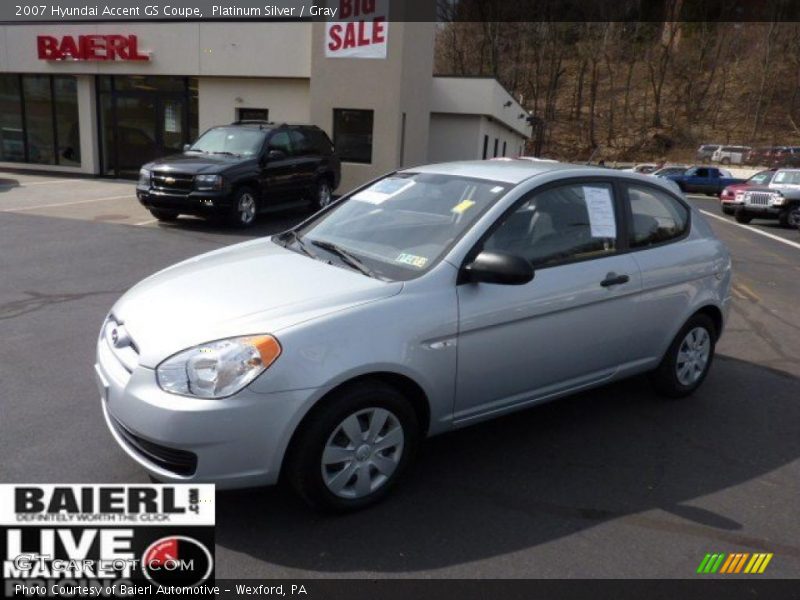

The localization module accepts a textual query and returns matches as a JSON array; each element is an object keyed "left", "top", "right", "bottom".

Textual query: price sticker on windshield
[
  {"left": 396, "top": 253, "right": 428, "bottom": 268},
  {"left": 353, "top": 178, "right": 415, "bottom": 205}
]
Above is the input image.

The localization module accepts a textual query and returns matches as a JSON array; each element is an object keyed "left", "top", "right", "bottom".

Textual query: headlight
[
  {"left": 194, "top": 174, "right": 224, "bottom": 191},
  {"left": 137, "top": 168, "right": 151, "bottom": 188},
  {"left": 772, "top": 193, "right": 786, "bottom": 206},
  {"left": 156, "top": 335, "right": 281, "bottom": 399}
]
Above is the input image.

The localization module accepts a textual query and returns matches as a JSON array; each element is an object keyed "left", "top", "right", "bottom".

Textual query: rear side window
[
  {"left": 289, "top": 130, "right": 311, "bottom": 155},
  {"left": 627, "top": 185, "right": 689, "bottom": 248},
  {"left": 307, "top": 128, "right": 333, "bottom": 155}
]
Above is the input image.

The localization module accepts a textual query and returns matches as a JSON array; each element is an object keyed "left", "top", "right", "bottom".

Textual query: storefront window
[
  {"left": 0, "top": 75, "right": 24, "bottom": 162},
  {"left": 333, "top": 108, "right": 373, "bottom": 164},
  {"left": 0, "top": 74, "right": 79, "bottom": 166},
  {"left": 23, "top": 75, "right": 56, "bottom": 165},
  {"left": 54, "top": 76, "right": 80, "bottom": 166}
]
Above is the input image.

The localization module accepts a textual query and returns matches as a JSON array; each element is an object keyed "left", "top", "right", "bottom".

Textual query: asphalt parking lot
[{"left": 1, "top": 171, "right": 799, "bottom": 579}]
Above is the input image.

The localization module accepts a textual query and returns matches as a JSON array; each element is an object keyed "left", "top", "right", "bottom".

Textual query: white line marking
[
  {"left": 700, "top": 209, "right": 800, "bottom": 251},
  {"left": 134, "top": 218, "right": 158, "bottom": 226},
  {"left": 0, "top": 178, "right": 78, "bottom": 187},
  {"left": 1, "top": 194, "right": 135, "bottom": 212}
]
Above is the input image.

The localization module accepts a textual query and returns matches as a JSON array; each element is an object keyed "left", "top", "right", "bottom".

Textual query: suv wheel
[
  {"left": 285, "top": 381, "right": 420, "bottom": 512},
  {"left": 779, "top": 207, "right": 800, "bottom": 228},
  {"left": 650, "top": 313, "right": 717, "bottom": 398},
  {"left": 228, "top": 187, "right": 258, "bottom": 228},
  {"left": 312, "top": 179, "right": 333, "bottom": 211},
  {"left": 148, "top": 209, "right": 179, "bottom": 222},
  {"left": 734, "top": 210, "right": 753, "bottom": 224},
  {"left": 721, "top": 205, "right": 735, "bottom": 215},
  {"left": 721, "top": 157, "right": 731, "bottom": 165}
]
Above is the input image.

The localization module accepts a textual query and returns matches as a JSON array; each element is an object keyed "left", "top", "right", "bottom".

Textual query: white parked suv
[{"left": 711, "top": 145, "right": 751, "bottom": 165}]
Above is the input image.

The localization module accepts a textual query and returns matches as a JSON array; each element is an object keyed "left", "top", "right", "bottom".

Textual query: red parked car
[{"left": 720, "top": 169, "right": 776, "bottom": 215}]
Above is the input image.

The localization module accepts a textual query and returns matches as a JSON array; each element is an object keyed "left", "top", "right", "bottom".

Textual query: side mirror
[
  {"left": 267, "top": 149, "right": 287, "bottom": 160},
  {"left": 183, "top": 144, "right": 192, "bottom": 152},
  {"left": 463, "top": 251, "right": 534, "bottom": 285}
]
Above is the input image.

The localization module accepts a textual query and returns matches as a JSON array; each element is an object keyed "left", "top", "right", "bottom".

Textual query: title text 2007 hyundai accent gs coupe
[{"left": 96, "top": 160, "right": 732, "bottom": 511}]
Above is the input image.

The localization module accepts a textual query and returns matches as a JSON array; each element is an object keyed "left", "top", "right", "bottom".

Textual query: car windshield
[
  {"left": 279, "top": 173, "right": 510, "bottom": 281},
  {"left": 189, "top": 127, "right": 266, "bottom": 156},
  {"left": 772, "top": 170, "right": 800, "bottom": 185}
]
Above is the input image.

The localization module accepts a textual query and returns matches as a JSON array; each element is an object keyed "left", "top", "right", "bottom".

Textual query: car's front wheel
[
  {"left": 311, "top": 179, "right": 333, "bottom": 212},
  {"left": 149, "top": 208, "right": 179, "bottom": 222},
  {"left": 734, "top": 211, "right": 753, "bottom": 224},
  {"left": 227, "top": 187, "right": 258, "bottom": 228},
  {"left": 285, "top": 380, "right": 420, "bottom": 512},
  {"left": 721, "top": 205, "right": 735, "bottom": 215},
  {"left": 650, "top": 313, "right": 717, "bottom": 398},
  {"left": 778, "top": 207, "right": 800, "bottom": 229}
]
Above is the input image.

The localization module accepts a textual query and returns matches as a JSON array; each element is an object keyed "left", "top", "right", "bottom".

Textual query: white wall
[
  {"left": 479, "top": 116, "right": 527, "bottom": 159},
  {"left": 198, "top": 78, "right": 311, "bottom": 135},
  {"left": 428, "top": 113, "right": 482, "bottom": 163}
]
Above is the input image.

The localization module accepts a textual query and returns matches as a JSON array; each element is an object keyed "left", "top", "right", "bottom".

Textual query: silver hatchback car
[{"left": 96, "top": 160, "right": 732, "bottom": 511}]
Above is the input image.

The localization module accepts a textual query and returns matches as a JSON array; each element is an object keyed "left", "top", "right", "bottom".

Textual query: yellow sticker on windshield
[
  {"left": 396, "top": 253, "right": 428, "bottom": 268},
  {"left": 451, "top": 199, "right": 476, "bottom": 214}
]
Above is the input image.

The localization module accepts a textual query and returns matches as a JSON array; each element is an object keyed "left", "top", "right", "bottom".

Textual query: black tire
[
  {"left": 285, "top": 380, "right": 420, "bottom": 513},
  {"left": 734, "top": 211, "right": 753, "bottom": 224},
  {"left": 649, "top": 313, "right": 717, "bottom": 399},
  {"left": 309, "top": 178, "right": 334, "bottom": 212},
  {"left": 227, "top": 186, "right": 258, "bottom": 228},
  {"left": 721, "top": 157, "right": 731, "bottom": 165},
  {"left": 149, "top": 208, "right": 179, "bottom": 222},
  {"left": 721, "top": 205, "right": 735, "bottom": 216}
]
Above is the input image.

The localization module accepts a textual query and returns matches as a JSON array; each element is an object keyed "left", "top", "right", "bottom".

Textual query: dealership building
[{"left": 0, "top": 20, "right": 530, "bottom": 192}]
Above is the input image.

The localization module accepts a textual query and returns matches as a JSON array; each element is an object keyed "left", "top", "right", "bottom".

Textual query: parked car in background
[
  {"left": 733, "top": 168, "right": 800, "bottom": 227},
  {"left": 652, "top": 165, "right": 688, "bottom": 177},
  {"left": 136, "top": 121, "right": 340, "bottom": 227},
  {"left": 696, "top": 144, "right": 721, "bottom": 163},
  {"left": 623, "top": 163, "right": 659, "bottom": 174},
  {"left": 98, "top": 160, "right": 732, "bottom": 511},
  {"left": 711, "top": 145, "right": 751, "bottom": 165},
  {"left": 719, "top": 169, "right": 776, "bottom": 215},
  {"left": 664, "top": 166, "right": 745, "bottom": 195},
  {"left": 770, "top": 146, "right": 800, "bottom": 167},
  {"left": 744, "top": 146, "right": 775, "bottom": 166}
]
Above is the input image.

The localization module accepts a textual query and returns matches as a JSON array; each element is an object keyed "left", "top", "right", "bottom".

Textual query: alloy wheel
[
  {"left": 238, "top": 192, "right": 256, "bottom": 225},
  {"left": 318, "top": 182, "right": 332, "bottom": 209},
  {"left": 676, "top": 327, "right": 711, "bottom": 386}
]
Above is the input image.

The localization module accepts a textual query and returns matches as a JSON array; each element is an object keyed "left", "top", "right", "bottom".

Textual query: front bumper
[
  {"left": 137, "top": 188, "right": 234, "bottom": 216},
  {"left": 96, "top": 336, "right": 318, "bottom": 489},
  {"left": 737, "top": 204, "right": 784, "bottom": 218}
]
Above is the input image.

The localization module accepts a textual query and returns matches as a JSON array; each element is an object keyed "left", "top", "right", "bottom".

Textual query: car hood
[
  {"left": 111, "top": 239, "right": 403, "bottom": 367},
  {"left": 143, "top": 153, "right": 247, "bottom": 174}
]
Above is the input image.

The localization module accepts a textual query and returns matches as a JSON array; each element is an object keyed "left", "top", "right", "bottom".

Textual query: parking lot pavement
[{"left": 1, "top": 174, "right": 799, "bottom": 579}]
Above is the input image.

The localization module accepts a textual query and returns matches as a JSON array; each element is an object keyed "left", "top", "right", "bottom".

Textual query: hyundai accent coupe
[{"left": 96, "top": 160, "right": 732, "bottom": 511}]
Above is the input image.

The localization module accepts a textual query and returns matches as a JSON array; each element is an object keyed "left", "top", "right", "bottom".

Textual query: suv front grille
[
  {"left": 152, "top": 172, "right": 194, "bottom": 193},
  {"left": 744, "top": 192, "right": 774, "bottom": 206},
  {"left": 112, "top": 417, "right": 197, "bottom": 476}
]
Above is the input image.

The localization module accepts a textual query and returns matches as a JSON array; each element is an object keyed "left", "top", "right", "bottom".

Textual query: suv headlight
[
  {"left": 194, "top": 174, "right": 224, "bottom": 191},
  {"left": 772, "top": 192, "right": 786, "bottom": 206},
  {"left": 156, "top": 335, "right": 281, "bottom": 399},
  {"left": 137, "top": 168, "right": 151, "bottom": 188}
]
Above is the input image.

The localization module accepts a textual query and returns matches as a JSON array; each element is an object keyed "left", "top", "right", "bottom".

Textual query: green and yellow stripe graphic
[{"left": 697, "top": 552, "right": 773, "bottom": 574}]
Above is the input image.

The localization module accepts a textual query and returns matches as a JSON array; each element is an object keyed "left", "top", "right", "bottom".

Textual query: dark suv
[{"left": 136, "top": 121, "right": 341, "bottom": 227}]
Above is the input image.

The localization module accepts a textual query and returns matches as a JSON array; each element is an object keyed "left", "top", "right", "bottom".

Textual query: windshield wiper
[{"left": 310, "top": 240, "right": 379, "bottom": 279}]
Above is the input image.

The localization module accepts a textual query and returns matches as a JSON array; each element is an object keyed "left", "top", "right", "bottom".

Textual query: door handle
[{"left": 600, "top": 273, "right": 630, "bottom": 287}]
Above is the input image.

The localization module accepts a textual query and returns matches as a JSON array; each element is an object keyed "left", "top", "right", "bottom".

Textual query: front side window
[
  {"left": 627, "top": 185, "right": 689, "bottom": 248},
  {"left": 483, "top": 183, "right": 618, "bottom": 268},
  {"left": 189, "top": 127, "right": 266, "bottom": 157},
  {"left": 333, "top": 109, "right": 373, "bottom": 163},
  {"left": 283, "top": 173, "right": 510, "bottom": 281}
]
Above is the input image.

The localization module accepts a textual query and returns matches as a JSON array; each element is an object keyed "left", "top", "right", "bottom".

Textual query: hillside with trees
[{"left": 434, "top": 16, "right": 800, "bottom": 162}]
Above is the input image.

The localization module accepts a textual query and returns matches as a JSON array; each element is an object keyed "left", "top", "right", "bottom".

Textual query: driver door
[{"left": 454, "top": 180, "right": 643, "bottom": 423}]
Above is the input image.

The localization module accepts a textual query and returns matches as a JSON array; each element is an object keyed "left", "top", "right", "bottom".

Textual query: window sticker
[
  {"left": 451, "top": 199, "right": 476, "bottom": 215},
  {"left": 491, "top": 186, "right": 505, "bottom": 193},
  {"left": 583, "top": 186, "right": 617, "bottom": 239},
  {"left": 396, "top": 253, "right": 428, "bottom": 268},
  {"left": 352, "top": 178, "right": 415, "bottom": 205}
]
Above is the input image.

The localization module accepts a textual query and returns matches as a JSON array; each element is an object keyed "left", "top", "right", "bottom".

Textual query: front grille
[
  {"left": 112, "top": 417, "right": 197, "bottom": 476},
  {"left": 745, "top": 192, "right": 773, "bottom": 206},
  {"left": 152, "top": 172, "right": 194, "bottom": 193}
]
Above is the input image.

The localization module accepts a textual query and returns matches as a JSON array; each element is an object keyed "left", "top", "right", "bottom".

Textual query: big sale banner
[{"left": 325, "top": 0, "right": 389, "bottom": 59}]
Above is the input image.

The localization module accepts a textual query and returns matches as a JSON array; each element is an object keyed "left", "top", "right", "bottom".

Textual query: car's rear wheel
[
  {"left": 149, "top": 208, "right": 179, "bottom": 222},
  {"left": 285, "top": 380, "right": 420, "bottom": 512},
  {"left": 734, "top": 211, "right": 753, "bottom": 224},
  {"left": 311, "top": 179, "right": 333, "bottom": 212},
  {"left": 227, "top": 186, "right": 258, "bottom": 228},
  {"left": 650, "top": 313, "right": 717, "bottom": 398}
]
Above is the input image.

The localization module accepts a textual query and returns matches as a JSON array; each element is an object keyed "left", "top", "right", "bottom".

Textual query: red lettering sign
[
  {"left": 36, "top": 35, "right": 149, "bottom": 61},
  {"left": 326, "top": 0, "right": 388, "bottom": 59}
]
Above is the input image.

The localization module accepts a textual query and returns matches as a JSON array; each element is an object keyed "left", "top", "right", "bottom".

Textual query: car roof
[{"left": 404, "top": 159, "right": 577, "bottom": 184}]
